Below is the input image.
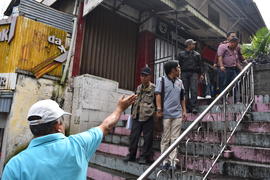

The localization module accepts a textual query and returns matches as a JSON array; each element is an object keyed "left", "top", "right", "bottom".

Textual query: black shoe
[
  {"left": 123, "top": 155, "right": 136, "bottom": 162},
  {"left": 160, "top": 162, "right": 171, "bottom": 171},
  {"left": 138, "top": 157, "right": 147, "bottom": 164},
  {"left": 138, "top": 157, "right": 153, "bottom": 164},
  {"left": 170, "top": 163, "right": 180, "bottom": 170},
  {"left": 192, "top": 108, "right": 198, "bottom": 114}
]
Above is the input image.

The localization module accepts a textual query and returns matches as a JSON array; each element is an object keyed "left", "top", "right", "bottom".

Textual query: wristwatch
[{"left": 157, "top": 108, "right": 162, "bottom": 112}]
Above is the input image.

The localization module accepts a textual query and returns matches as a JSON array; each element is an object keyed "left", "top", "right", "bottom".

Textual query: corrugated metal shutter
[
  {"left": 80, "top": 6, "right": 137, "bottom": 90},
  {"left": 18, "top": 0, "right": 74, "bottom": 33},
  {"left": 0, "top": 92, "right": 13, "bottom": 113}
]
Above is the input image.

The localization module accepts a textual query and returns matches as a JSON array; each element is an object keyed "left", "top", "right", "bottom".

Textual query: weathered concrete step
[
  {"left": 87, "top": 164, "right": 137, "bottom": 180},
  {"left": 253, "top": 103, "right": 270, "bottom": 112},
  {"left": 250, "top": 112, "right": 270, "bottom": 122},
  {"left": 223, "top": 160, "right": 270, "bottom": 180},
  {"left": 255, "top": 95, "right": 270, "bottom": 104},
  {"left": 117, "top": 120, "right": 270, "bottom": 134},
  {"left": 118, "top": 112, "right": 270, "bottom": 130},
  {"left": 198, "top": 103, "right": 270, "bottom": 113},
  {"left": 209, "top": 174, "right": 256, "bottom": 180},
  {"left": 91, "top": 152, "right": 209, "bottom": 180},
  {"left": 99, "top": 141, "right": 270, "bottom": 164},
  {"left": 111, "top": 128, "right": 270, "bottom": 148},
  {"left": 183, "top": 121, "right": 270, "bottom": 133},
  {"left": 91, "top": 152, "right": 270, "bottom": 180}
]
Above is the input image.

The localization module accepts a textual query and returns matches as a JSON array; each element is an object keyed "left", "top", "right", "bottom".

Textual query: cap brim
[{"left": 63, "top": 112, "right": 71, "bottom": 116}]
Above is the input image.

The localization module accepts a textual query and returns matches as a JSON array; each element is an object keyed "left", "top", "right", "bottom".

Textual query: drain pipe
[{"left": 60, "top": 0, "right": 79, "bottom": 85}]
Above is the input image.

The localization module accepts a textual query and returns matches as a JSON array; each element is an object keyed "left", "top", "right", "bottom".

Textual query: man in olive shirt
[{"left": 124, "top": 67, "right": 155, "bottom": 164}]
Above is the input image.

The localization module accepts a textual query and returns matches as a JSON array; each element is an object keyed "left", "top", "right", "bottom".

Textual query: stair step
[
  {"left": 91, "top": 152, "right": 207, "bottom": 180},
  {"left": 91, "top": 152, "right": 270, "bottom": 180},
  {"left": 99, "top": 141, "right": 270, "bottom": 164},
  {"left": 119, "top": 113, "right": 270, "bottom": 128},
  {"left": 250, "top": 112, "right": 270, "bottom": 122},
  {"left": 110, "top": 128, "right": 270, "bottom": 148},
  {"left": 116, "top": 120, "right": 270, "bottom": 134},
  {"left": 87, "top": 164, "right": 137, "bottom": 180},
  {"left": 255, "top": 95, "right": 270, "bottom": 104},
  {"left": 224, "top": 160, "right": 270, "bottom": 179},
  {"left": 253, "top": 103, "right": 270, "bottom": 112},
  {"left": 209, "top": 174, "right": 255, "bottom": 180}
]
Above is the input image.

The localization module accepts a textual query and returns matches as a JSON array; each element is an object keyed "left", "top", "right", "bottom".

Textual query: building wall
[
  {"left": 0, "top": 74, "right": 63, "bottom": 168},
  {"left": 185, "top": 0, "right": 252, "bottom": 43},
  {"left": 80, "top": 6, "right": 138, "bottom": 91},
  {"left": 70, "top": 74, "right": 132, "bottom": 134}
]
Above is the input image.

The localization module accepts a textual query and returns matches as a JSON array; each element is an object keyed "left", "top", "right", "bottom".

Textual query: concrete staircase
[{"left": 88, "top": 95, "right": 270, "bottom": 180}]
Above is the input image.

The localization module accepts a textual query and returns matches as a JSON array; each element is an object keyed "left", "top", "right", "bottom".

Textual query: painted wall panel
[{"left": 0, "top": 16, "right": 67, "bottom": 77}]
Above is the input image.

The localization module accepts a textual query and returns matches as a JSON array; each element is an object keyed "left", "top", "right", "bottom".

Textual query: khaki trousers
[{"left": 160, "top": 118, "right": 182, "bottom": 165}]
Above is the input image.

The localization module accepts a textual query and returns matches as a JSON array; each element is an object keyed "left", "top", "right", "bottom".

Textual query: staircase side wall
[
  {"left": 70, "top": 74, "right": 133, "bottom": 134},
  {"left": 254, "top": 64, "right": 270, "bottom": 95}
]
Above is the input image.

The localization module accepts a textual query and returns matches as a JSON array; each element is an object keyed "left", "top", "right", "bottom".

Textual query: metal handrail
[{"left": 138, "top": 62, "right": 254, "bottom": 180}]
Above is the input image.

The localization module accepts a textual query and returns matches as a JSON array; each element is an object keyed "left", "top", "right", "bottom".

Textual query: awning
[
  {"left": 0, "top": 92, "right": 13, "bottom": 113},
  {"left": 157, "top": 0, "right": 226, "bottom": 47}
]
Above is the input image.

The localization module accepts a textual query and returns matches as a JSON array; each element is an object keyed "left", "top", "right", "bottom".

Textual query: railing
[{"left": 138, "top": 62, "right": 254, "bottom": 180}]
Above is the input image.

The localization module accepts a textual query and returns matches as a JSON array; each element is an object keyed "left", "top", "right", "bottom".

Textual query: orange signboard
[{"left": 0, "top": 16, "right": 68, "bottom": 77}]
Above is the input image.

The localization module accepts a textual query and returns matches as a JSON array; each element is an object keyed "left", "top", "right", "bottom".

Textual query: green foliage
[{"left": 242, "top": 27, "right": 270, "bottom": 60}]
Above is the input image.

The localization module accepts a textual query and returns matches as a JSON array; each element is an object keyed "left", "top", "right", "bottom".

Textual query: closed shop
[{"left": 81, "top": 6, "right": 138, "bottom": 90}]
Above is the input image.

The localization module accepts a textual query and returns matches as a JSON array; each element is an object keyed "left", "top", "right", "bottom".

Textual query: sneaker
[
  {"left": 197, "top": 96, "right": 204, "bottom": 99},
  {"left": 123, "top": 155, "right": 136, "bottom": 162},
  {"left": 205, "top": 95, "right": 212, "bottom": 99},
  {"left": 160, "top": 162, "right": 171, "bottom": 171}
]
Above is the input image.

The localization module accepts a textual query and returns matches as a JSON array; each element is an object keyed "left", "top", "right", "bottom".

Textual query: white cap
[{"left": 27, "top": 99, "right": 71, "bottom": 126}]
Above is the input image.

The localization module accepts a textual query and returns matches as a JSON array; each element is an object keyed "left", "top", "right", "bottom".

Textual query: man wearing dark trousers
[
  {"left": 177, "top": 39, "right": 204, "bottom": 114},
  {"left": 217, "top": 37, "right": 242, "bottom": 92},
  {"left": 124, "top": 67, "right": 155, "bottom": 164}
]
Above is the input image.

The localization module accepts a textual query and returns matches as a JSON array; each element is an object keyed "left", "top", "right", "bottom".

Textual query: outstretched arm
[{"left": 98, "top": 95, "right": 137, "bottom": 135}]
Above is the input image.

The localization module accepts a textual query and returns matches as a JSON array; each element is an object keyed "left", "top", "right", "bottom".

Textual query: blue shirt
[
  {"left": 155, "top": 76, "right": 184, "bottom": 119},
  {"left": 2, "top": 127, "right": 103, "bottom": 180}
]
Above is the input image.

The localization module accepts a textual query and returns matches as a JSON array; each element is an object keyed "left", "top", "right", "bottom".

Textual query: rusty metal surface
[
  {"left": 80, "top": 6, "right": 137, "bottom": 90},
  {"left": 0, "top": 16, "right": 67, "bottom": 77},
  {"left": 5, "top": 0, "right": 74, "bottom": 33}
]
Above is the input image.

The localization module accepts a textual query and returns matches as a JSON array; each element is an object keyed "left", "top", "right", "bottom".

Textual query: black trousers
[
  {"left": 182, "top": 72, "right": 198, "bottom": 110},
  {"left": 128, "top": 117, "right": 153, "bottom": 159}
]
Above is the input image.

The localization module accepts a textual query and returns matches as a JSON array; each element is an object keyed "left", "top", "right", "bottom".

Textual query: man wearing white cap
[{"left": 2, "top": 95, "right": 136, "bottom": 180}]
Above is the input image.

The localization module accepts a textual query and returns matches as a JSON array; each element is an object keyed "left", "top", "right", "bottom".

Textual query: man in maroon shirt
[
  {"left": 217, "top": 37, "right": 242, "bottom": 91},
  {"left": 214, "top": 32, "right": 245, "bottom": 66}
]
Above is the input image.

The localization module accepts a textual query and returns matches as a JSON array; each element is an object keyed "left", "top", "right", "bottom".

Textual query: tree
[{"left": 242, "top": 27, "right": 270, "bottom": 63}]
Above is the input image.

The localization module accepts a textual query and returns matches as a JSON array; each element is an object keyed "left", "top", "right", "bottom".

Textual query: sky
[
  {"left": 0, "top": 0, "right": 270, "bottom": 27},
  {"left": 0, "top": 0, "right": 12, "bottom": 18},
  {"left": 253, "top": 0, "right": 270, "bottom": 28}
]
